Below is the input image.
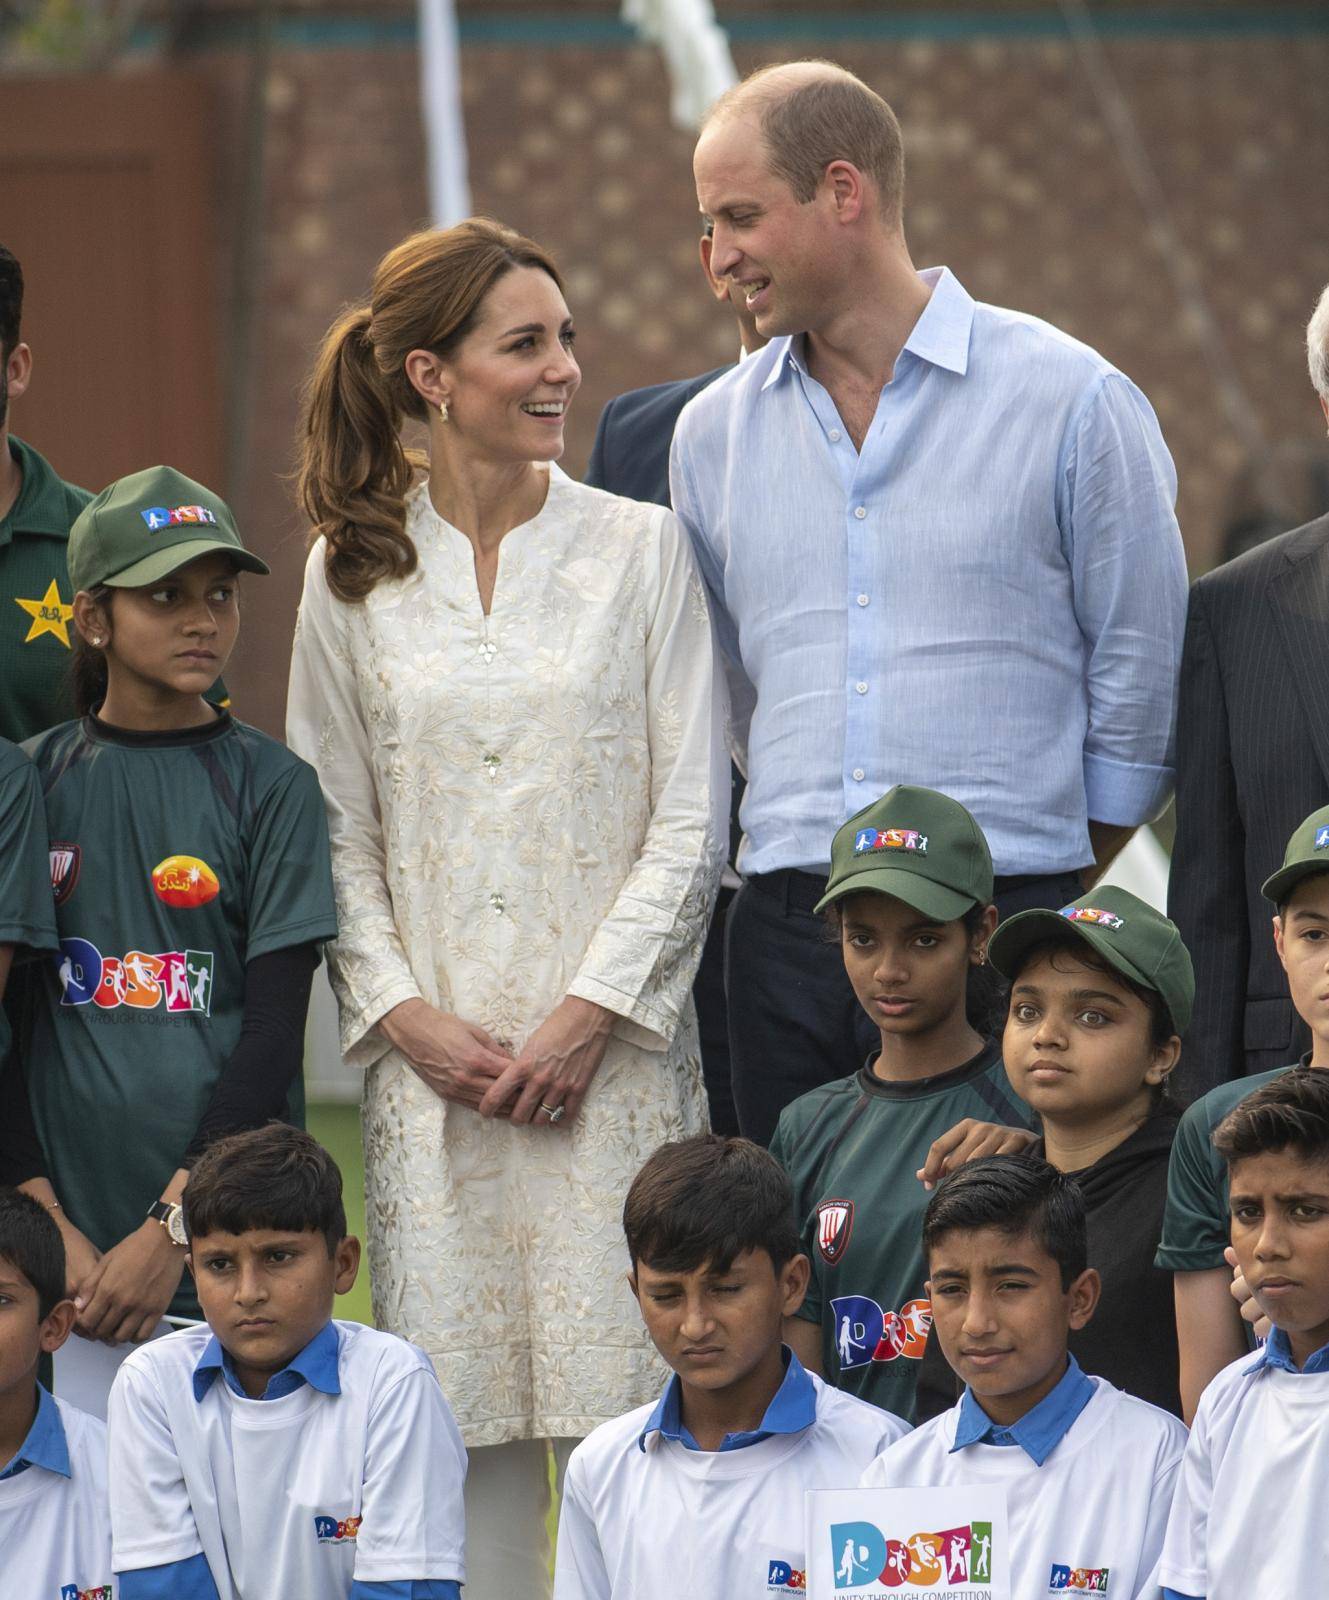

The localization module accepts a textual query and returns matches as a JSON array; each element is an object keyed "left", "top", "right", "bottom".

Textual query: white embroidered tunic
[{"left": 287, "top": 469, "right": 724, "bottom": 1446}]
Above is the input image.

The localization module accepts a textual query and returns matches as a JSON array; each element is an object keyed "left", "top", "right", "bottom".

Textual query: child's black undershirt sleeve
[{"left": 185, "top": 942, "right": 319, "bottom": 1160}]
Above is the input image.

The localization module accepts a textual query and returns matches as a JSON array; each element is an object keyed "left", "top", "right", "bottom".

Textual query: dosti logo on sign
[{"left": 829, "top": 1518, "right": 994, "bottom": 1590}]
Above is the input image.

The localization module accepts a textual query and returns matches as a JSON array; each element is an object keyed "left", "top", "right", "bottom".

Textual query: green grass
[{"left": 307, "top": 1101, "right": 374, "bottom": 1327}]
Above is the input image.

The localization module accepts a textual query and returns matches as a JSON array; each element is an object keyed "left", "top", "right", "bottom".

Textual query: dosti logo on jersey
[
  {"left": 151, "top": 854, "right": 220, "bottom": 909},
  {"left": 830, "top": 1295, "right": 931, "bottom": 1368},
  {"left": 60, "top": 1586, "right": 112, "bottom": 1600},
  {"left": 56, "top": 937, "right": 214, "bottom": 1016},
  {"left": 1049, "top": 1566, "right": 1110, "bottom": 1593},
  {"left": 830, "top": 1516, "right": 994, "bottom": 1589},
  {"left": 768, "top": 1558, "right": 807, "bottom": 1591},
  {"left": 50, "top": 842, "right": 81, "bottom": 906},
  {"left": 314, "top": 1514, "right": 362, "bottom": 1544},
  {"left": 816, "top": 1199, "right": 855, "bottom": 1265}
]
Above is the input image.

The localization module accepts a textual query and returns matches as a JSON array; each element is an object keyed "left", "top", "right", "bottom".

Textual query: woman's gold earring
[{"left": 438, "top": 399, "right": 450, "bottom": 423}]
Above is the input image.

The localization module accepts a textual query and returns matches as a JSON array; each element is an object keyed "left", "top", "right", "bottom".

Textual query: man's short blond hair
[
  {"left": 1308, "top": 283, "right": 1329, "bottom": 402},
  {"left": 708, "top": 62, "right": 905, "bottom": 219}
]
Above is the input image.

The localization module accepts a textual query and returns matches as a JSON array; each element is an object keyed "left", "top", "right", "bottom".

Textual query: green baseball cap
[
  {"left": 68, "top": 465, "right": 270, "bottom": 592},
  {"left": 987, "top": 884, "right": 1194, "bottom": 1035},
  {"left": 815, "top": 785, "right": 994, "bottom": 922},
  {"left": 1262, "top": 804, "right": 1329, "bottom": 906}
]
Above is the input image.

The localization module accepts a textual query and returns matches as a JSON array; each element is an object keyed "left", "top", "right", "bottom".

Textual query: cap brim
[
  {"left": 1262, "top": 860, "right": 1329, "bottom": 906},
  {"left": 815, "top": 868, "right": 976, "bottom": 922},
  {"left": 103, "top": 538, "right": 270, "bottom": 588},
  {"left": 987, "top": 907, "right": 1156, "bottom": 995}
]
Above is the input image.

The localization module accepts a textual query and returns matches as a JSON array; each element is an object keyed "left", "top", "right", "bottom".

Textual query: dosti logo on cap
[
  {"left": 141, "top": 504, "right": 218, "bottom": 531},
  {"left": 1316, "top": 826, "right": 1329, "bottom": 852},
  {"left": 1059, "top": 906, "right": 1124, "bottom": 931},
  {"left": 854, "top": 828, "right": 928, "bottom": 856}
]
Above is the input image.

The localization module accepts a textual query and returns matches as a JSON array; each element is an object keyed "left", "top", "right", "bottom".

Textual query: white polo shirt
[
  {"left": 107, "top": 1320, "right": 466, "bottom": 1597},
  {"left": 0, "top": 1390, "right": 113, "bottom": 1600},
  {"left": 554, "top": 1363, "right": 907, "bottom": 1600},
  {"left": 861, "top": 1377, "right": 1186, "bottom": 1600},
  {"left": 1161, "top": 1338, "right": 1329, "bottom": 1600}
]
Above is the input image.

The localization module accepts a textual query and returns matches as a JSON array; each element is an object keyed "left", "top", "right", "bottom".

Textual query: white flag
[
  {"left": 622, "top": 0, "right": 738, "bottom": 131},
  {"left": 418, "top": 0, "right": 472, "bottom": 225}
]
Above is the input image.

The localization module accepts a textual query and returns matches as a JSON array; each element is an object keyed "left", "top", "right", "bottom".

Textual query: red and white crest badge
[
  {"left": 49, "top": 843, "right": 80, "bottom": 907},
  {"left": 815, "top": 1199, "right": 855, "bottom": 1265}
]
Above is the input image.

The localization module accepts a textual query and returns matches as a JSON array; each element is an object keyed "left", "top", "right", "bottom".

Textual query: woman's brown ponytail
[{"left": 297, "top": 220, "right": 564, "bottom": 603}]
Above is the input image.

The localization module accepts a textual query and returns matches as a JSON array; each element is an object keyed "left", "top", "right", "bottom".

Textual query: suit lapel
[{"left": 1268, "top": 517, "right": 1329, "bottom": 785}]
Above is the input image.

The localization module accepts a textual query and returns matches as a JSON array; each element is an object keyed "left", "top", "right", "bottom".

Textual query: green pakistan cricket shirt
[{"left": 16, "top": 711, "right": 337, "bottom": 1316}]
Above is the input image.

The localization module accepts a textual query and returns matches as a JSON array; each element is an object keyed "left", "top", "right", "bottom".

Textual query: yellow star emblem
[{"left": 15, "top": 579, "right": 74, "bottom": 648}]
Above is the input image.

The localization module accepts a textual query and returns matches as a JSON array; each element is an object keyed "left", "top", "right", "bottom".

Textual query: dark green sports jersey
[
  {"left": 769, "top": 1037, "right": 1029, "bottom": 1420},
  {"left": 0, "top": 737, "right": 60, "bottom": 1062},
  {"left": 0, "top": 437, "right": 92, "bottom": 744},
  {"left": 1155, "top": 1060, "right": 1301, "bottom": 1272},
  {"left": 15, "top": 712, "right": 337, "bottom": 1316}
]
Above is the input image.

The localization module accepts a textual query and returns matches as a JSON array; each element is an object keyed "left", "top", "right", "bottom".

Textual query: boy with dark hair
[
  {"left": 1158, "top": 801, "right": 1329, "bottom": 1418},
  {"left": 554, "top": 1134, "right": 908, "bottom": 1600},
  {"left": 0, "top": 1186, "right": 113, "bottom": 1600},
  {"left": 770, "top": 786, "right": 1031, "bottom": 1423},
  {"left": 1162, "top": 1068, "right": 1329, "bottom": 1600},
  {"left": 862, "top": 1156, "right": 1186, "bottom": 1599},
  {"left": 107, "top": 1124, "right": 467, "bottom": 1600}
]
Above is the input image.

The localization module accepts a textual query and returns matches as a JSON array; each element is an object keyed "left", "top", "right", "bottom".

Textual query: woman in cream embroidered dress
[{"left": 287, "top": 222, "right": 722, "bottom": 1595}]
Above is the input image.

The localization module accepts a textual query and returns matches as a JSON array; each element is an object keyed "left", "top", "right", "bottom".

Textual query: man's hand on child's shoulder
[{"left": 916, "top": 1119, "right": 1037, "bottom": 1190}]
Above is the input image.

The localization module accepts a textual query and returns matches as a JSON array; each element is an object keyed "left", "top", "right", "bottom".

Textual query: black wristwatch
[{"left": 146, "top": 1199, "right": 188, "bottom": 1246}]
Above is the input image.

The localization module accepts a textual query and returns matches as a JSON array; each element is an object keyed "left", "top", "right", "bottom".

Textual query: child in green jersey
[
  {"left": 1158, "top": 801, "right": 1329, "bottom": 1419},
  {"left": 10, "top": 465, "right": 338, "bottom": 1346},
  {"left": 768, "top": 785, "right": 1032, "bottom": 1423}
]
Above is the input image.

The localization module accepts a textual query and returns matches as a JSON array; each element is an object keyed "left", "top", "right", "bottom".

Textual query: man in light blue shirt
[{"left": 671, "top": 61, "right": 1188, "bottom": 1144}]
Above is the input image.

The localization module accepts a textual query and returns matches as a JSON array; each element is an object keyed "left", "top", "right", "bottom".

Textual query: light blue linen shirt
[{"left": 670, "top": 267, "right": 1188, "bottom": 877}]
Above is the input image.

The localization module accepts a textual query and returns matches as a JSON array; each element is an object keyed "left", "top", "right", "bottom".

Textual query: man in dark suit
[
  {"left": 1169, "top": 282, "right": 1329, "bottom": 1096},
  {"left": 584, "top": 224, "right": 763, "bottom": 1136}
]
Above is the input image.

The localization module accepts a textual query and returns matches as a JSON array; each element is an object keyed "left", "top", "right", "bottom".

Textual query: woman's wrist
[{"left": 380, "top": 995, "right": 429, "bottom": 1052}]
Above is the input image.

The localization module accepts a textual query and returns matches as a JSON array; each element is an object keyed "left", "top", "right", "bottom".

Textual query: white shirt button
[
  {"left": 853, "top": 505, "right": 867, "bottom": 520},
  {"left": 852, "top": 767, "right": 865, "bottom": 781},
  {"left": 855, "top": 681, "right": 868, "bottom": 695},
  {"left": 829, "top": 428, "right": 842, "bottom": 442},
  {"left": 857, "top": 593, "right": 869, "bottom": 607}
]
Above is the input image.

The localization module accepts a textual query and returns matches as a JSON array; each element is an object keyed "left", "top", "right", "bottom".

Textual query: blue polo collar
[
  {"left": 192, "top": 1320, "right": 341, "bottom": 1402},
  {"left": 951, "top": 1355, "right": 1094, "bottom": 1466},
  {"left": 0, "top": 1384, "right": 70, "bottom": 1480},
  {"left": 1246, "top": 1325, "right": 1329, "bottom": 1376},
  {"left": 638, "top": 1345, "right": 816, "bottom": 1453},
  {"left": 760, "top": 265, "right": 974, "bottom": 393}
]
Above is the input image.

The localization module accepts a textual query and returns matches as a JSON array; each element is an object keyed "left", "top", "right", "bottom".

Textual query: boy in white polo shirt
[
  {"left": 1162, "top": 1067, "right": 1329, "bottom": 1600},
  {"left": 862, "top": 1156, "right": 1186, "bottom": 1599},
  {"left": 554, "top": 1135, "right": 908, "bottom": 1600},
  {"left": 107, "top": 1125, "right": 467, "bottom": 1600},
  {"left": 0, "top": 1187, "right": 112, "bottom": 1600}
]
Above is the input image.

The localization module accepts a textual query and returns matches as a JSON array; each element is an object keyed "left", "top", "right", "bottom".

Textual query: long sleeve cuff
[
  {"left": 1083, "top": 749, "right": 1174, "bottom": 828},
  {"left": 350, "top": 1581, "right": 463, "bottom": 1598}
]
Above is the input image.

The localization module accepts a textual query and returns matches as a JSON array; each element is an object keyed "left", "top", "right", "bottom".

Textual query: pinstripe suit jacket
[{"left": 1169, "top": 513, "right": 1329, "bottom": 1096}]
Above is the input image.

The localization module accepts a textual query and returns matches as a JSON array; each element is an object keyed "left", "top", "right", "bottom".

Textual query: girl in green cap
[
  {"left": 5, "top": 467, "right": 338, "bottom": 1360},
  {"left": 915, "top": 885, "right": 1189, "bottom": 1418}
]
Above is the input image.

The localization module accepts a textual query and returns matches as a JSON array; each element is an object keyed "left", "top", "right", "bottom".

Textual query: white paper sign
[{"left": 805, "top": 1485, "right": 1009, "bottom": 1600}]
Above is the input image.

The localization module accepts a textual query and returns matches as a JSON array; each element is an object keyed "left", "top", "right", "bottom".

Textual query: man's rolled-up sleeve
[{"left": 1063, "top": 372, "right": 1189, "bottom": 827}]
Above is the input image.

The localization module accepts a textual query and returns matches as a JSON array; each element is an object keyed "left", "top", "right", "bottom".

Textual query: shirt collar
[
  {"left": 192, "top": 1321, "right": 341, "bottom": 1402},
  {"left": 759, "top": 265, "right": 974, "bottom": 393},
  {"left": 951, "top": 1355, "right": 1094, "bottom": 1466},
  {"left": 1246, "top": 1325, "right": 1329, "bottom": 1376},
  {"left": 0, "top": 1385, "right": 70, "bottom": 1480},
  {"left": 0, "top": 436, "right": 74, "bottom": 544},
  {"left": 637, "top": 1345, "right": 817, "bottom": 1452}
]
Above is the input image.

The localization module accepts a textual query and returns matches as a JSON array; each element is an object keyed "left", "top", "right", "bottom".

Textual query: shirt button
[
  {"left": 855, "top": 681, "right": 868, "bottom": 695},
  {"left": 829, "top": 428, "right": 842, "bottom": 442},
  {"left": 852, "top": 768, "right": 865, "bottom": 782},
  {"left": 853, "top": 506, "right": 867, "bottom": 520},
  {"left": 856, "top": 593, "right": 869, "bottom": 607},
  {"left": 482, "top": 753, "right": 501, "bottom": 778},
  {"left": 489, "top": 892, "right": 506, "bottom": 914}
]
